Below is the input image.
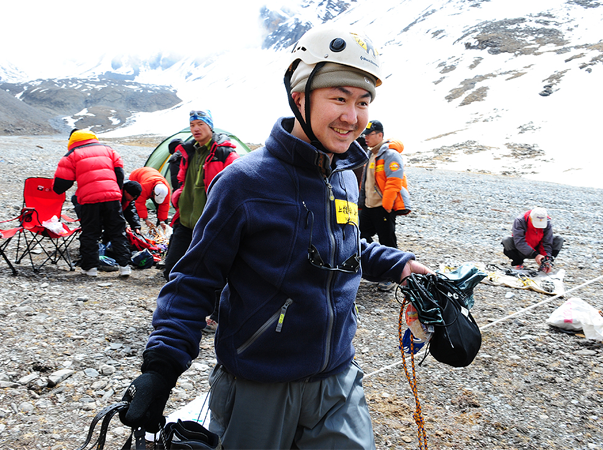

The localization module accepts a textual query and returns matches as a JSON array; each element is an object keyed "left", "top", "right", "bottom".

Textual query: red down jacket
[
  {"left": 128, "top": 167, "right": 171, "bottom": 223},
  {"left": 53, "top": 130, "right": 123, "bottom": 204},
  {"left": 170, "top": 133, "right": 239, "bottom": 224}
]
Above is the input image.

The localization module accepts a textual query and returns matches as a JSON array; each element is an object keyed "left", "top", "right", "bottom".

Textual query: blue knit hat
[{"left": 189, "top": 109, "right": 213, "bottom": 129}]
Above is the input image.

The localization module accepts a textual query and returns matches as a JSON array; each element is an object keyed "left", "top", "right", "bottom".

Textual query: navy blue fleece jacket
[{"left": 146, "top": 117, "right": 415, "bottom": 383}]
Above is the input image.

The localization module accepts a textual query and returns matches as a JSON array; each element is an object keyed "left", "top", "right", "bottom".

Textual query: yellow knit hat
[{"left": 68, "top": 129, "right": 98, "bottom": 149}]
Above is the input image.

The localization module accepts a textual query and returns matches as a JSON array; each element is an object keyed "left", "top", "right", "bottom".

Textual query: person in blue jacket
[{"left": 120, "top": 25, "right": 432, "bottom": 449}]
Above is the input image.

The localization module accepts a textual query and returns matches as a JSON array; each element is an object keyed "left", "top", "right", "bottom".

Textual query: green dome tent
[{"left": 144, "top": 127, "right": 252, "bottom": 191}]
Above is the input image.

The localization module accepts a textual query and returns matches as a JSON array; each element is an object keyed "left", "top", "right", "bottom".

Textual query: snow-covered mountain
[{"left": 1, "top": 0, "right": 602, "bottom": 188}]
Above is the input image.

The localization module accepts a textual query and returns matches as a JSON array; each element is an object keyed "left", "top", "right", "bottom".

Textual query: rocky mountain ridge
[
  {"left": 0, "top": 78, "right": 180, "bottom": 136},
  {"left": 0, "top": 0, "right": 356, "bottom": 136}
]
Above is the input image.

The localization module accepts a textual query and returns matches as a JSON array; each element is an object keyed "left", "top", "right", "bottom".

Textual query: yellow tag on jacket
[{"left": 335, "top": 199, "right": 359, "bottom": 225}]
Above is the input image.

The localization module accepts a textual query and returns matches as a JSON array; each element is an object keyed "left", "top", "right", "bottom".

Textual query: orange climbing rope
[{"left": 398, "top": 298, "right": 428, "bottom": 450}]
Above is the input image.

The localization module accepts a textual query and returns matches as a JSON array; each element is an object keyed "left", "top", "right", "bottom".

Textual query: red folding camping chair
[
  {"left": 13, "top": 177, "right": 81, "bottom": 273},
  {"left": 0, "top": 223, "right": 21, "bottom": 275}
]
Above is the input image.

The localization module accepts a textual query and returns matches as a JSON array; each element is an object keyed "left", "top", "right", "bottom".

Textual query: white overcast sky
[{"left": 0, "top": 0, "right": 290, "bottom": 73}]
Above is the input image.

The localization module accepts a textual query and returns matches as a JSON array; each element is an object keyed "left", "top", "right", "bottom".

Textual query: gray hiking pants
[
  {"left": 208, "top": 361, "right": 376, "bottom": 449},
  {"left": 501, "top": 235, "right": 564, "bottom": 265}
]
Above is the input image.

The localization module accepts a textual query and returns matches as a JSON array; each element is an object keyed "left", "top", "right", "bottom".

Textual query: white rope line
[
  {"left": 481, "top": 273, "right": 603, "bottom": 330},
  {"left": 364, "top": 273, "right": 603, "bottom": 379}
]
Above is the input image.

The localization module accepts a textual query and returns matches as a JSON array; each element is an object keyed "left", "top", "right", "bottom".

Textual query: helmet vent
[{"left": 329, "top": 38, "right": 346, "bottom": 52}]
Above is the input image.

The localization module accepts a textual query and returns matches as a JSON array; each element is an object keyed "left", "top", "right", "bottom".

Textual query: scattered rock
[
  {"left": 18, "top": 373, "right": 39, "bottom": 384},
  {"left": 18, "top": 402, "right": 34, "bottom": 414},
  {"left": 191, "top": 363, "right": 210, "bottom": 372},
  {"left": 47, "top": 369, "right": 75, "bottom": 387},
  {"left": 84, "top": 368, "right": 100, "bottom": 378},
  {"left": 575, "top": 349, "right": 597, "bottom": 356},
  {"left": 100, "top": 364, "right": 116, "bottom": 376}
]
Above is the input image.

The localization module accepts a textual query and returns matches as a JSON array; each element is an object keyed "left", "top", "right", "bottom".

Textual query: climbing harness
[
  {"left": 155, "top": 419, "right": 222, "bottom": 449},
  {"left": 485, "top": 262, "right": 556, "bottom": 293},
  {"left": 398, "top": 272, "right": 484, "bottom": 367},
  {"left": 486, "top": 262, "right": 562, "bottom": 294}
]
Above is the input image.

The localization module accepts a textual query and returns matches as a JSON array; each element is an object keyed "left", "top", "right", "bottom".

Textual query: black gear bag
[{"left": 400, "top": 271, "right": 484, "bottom": 367}]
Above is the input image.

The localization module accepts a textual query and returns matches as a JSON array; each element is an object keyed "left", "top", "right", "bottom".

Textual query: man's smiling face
[{"left": 292, "top": 86, "right": 371, "bottom": 155}]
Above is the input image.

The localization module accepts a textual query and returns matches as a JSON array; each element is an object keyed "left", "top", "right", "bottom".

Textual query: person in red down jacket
[
  {"left": 53, "top": 129, "right": 132, "bottom": 278},
  {"left": 501, "top": 207, "right": 564, "bottom": 272},
  {"left": 128, "top": 167, "right": 171, "bottom": 231}
]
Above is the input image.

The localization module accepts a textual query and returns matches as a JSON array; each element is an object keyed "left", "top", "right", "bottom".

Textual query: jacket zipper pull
[
  {"left": 325, "top": 180, "right": 335, "bottom": 201},
  {"left": 276, "top": 299, "right": 293, "bottom": 332}
]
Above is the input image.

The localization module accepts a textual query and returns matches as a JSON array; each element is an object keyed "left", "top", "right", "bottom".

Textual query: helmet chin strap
[{"left": 284, "top": 62, "right": 327, "bottom": 153}]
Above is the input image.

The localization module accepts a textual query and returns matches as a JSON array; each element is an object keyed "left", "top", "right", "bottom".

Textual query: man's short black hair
[{"left": 123, "top": 180, "right": 142, "bottom": 198}]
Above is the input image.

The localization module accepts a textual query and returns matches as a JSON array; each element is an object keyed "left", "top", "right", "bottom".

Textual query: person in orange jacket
[
  {"left": 128, "top": 167, "right": 171, "bottom": 231},
  {"left": 359, "top": 120, "right": 412, "bottom": 291}
]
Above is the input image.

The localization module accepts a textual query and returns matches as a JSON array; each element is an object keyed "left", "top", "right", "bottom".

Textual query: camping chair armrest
[
  {"left": 0, "top": 214, "right": 22, "bottom": 225},
  {"left": 61, "top": 214, "right": 79, "bottom": 223}
]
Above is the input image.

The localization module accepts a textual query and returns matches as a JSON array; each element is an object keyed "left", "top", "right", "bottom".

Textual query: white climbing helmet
[{"left": 287, "top": 25, "right": 383, "bottom": 88}]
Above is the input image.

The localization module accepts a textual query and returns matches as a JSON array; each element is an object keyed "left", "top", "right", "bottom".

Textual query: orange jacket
[
  {"left": 361, "top": 140, "right": 411, "bottom": 213},
  {"left": 128, "top": 167, "right": 171, "bottom": 223}
]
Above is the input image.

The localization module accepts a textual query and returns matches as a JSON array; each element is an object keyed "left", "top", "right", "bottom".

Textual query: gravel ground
[{"left": 0, "top": 135, "right": 602, "bottom": 450}]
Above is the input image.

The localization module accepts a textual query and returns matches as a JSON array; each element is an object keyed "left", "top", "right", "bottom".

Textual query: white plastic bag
[
  {"left": 546, "top": 297, "right": 603, "bottom": 341},
  {"left": 42, "top": 215, "right": 68, "bottom": 236}
]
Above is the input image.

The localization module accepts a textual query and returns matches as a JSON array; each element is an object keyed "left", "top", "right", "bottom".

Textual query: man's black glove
[
  {"left": 119, "top": 372, "right": 171, "bottom": 432},
  {"left": 119, "top": 350, "right": 183, "bottom": 433}
]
